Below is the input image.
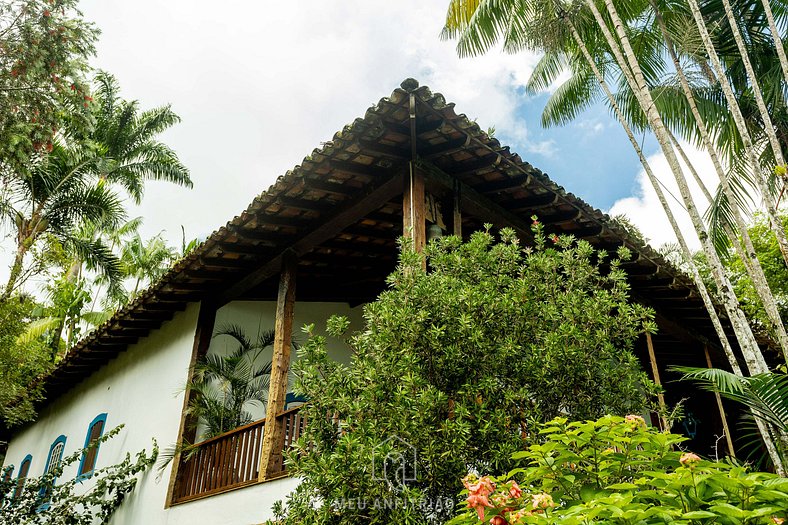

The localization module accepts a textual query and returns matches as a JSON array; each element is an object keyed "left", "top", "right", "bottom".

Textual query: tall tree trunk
[
  {"left": 588, "top": 0, "right": 764, "bottom": 372},
  {"left": 720, "top": 0, "right": 786, "bottom": 169},
  {"left": 588, "top": 0, "right": 784, "bottom": 473},
  {"left": 653, "top": 3, "right": 788, "bottom": 364},
  {"left": 757, "top": 0, "right": 788, "bottom": 87},
  {"left": 565, "top": 14, "right": 742, "bottom": 378},
  {"left": 686, "top": 0, "right": 788, "bottom": 271},
  {"left": 2, "top": 239, "right": 29, "bottom": 302}
]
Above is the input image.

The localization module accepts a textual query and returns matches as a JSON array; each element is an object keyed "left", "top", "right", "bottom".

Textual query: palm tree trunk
[
  {"left": 2, "top": 240, "right": 29, "bottom": 302},
  {"left": 686, "top": 0, "right": 788, "bottom": 271},
  {"left": 757, "top": 0, "right": 788, "bottom": 87},
  {"left": 588, "top": 0, "right": 764, "bottom": 371},
  {"left": 653, "top": 3, "right": 788, "bottom": 364},
  {"left": 719, "top": 0, "right": 786, "bottom": 169},
  {"left": 567, "top": 16, "right": 785, "bottom": 464},
  {"left": 588, "top": 0, "right": 784, "bottom": 473},
  {"left": 565, "top": 14, "right": 742, "bottom": 378}
]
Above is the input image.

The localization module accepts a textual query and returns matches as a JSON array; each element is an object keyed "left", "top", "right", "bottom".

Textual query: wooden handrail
[
  {"left": 190, "top": 418, "right": 265, "bottom": 449},
  {"left": 172, "top": 406, "right": 306, "bottom": 505},
  {"left": 277, "top": 404, "right": 307, "bottom": 419}
]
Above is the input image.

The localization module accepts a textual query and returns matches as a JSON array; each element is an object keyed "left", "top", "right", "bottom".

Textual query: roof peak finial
[{"left": 400, "top": 78, "right": 419, "bottom": 92}]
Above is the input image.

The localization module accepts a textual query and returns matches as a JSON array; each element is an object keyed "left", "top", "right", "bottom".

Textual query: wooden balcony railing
[{"left": 172, "top": 405, "right": 306, "bottom": 504}]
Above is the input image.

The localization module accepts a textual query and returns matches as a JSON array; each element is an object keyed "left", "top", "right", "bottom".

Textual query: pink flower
[
  {"left": 772, "top": 517, "right": 785, "bottom": 525},
  {"left": 509, "top": 481, "right": 522, "bottom": 500},
  {"left": 625, "top": 414, "right": 646, "bottom": 429},
  {"left": 491, "top": 516, "right": 508, "bottom": 525},
  {"left": 531, "top": 493, "right": 555, "bottom": 510},
  {"left": 679, "top": 452, "right": 701, "bottom": 467}
]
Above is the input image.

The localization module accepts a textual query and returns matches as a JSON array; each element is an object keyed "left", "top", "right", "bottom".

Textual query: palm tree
[
  {"left": 441, "top": 0, "right": 786, "bottom": 471},
  {"left": 89, "top": 72, "right": 191, "bottom": 203},
  {"left": 0, "top": 141, "right": 126, "bottom": 301},
  {"left": 118, "top": 233, "right": 177, "bottom": 302},
  {"left": 186, "top": 325, "right": 277, "bottom": 439},
  {"left": 17, "top": 276, "right": 113, "bottom": 359},
  {"left": 1, "top": 71, "right": 191, "bottom": 302},
  {"left": 677, "top": 366, "right": 788, "bottom": 465}
]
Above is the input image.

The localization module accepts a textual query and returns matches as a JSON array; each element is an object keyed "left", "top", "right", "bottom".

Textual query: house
[{"left": 1, "top": 79, "right": 756, "bottom": 524}]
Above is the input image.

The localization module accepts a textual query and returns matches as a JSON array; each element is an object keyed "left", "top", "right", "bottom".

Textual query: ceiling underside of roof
[{"left": 32, "top": 80, "right": 773, "bottom": 406}]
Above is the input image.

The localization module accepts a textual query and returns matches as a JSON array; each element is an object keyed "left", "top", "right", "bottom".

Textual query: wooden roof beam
[
  {"left": 357, "top": 139, "right": 410, "bottom": 159},
  {"left": 216, "top": 242, "right": 273, "bottom": 256},
  {"left": 476, "top": 174, "right": 530, "bottom": 194},
  {"left": 515, "top": 192, "right": 559, "bottom": 210},
  {"left": 421, "top": 163, "right": 535, "bottom": 243},
  {"left": 420, "top": 135, "right": 471, "bottom": 158},
  {"left": 443, "top": 154, "right": 502, "bottom": 178},
  {"left": 329, "top": 160, "right": 399, "bottom": 178},
  {"left": 217, "top": 172, "right": 404, "bottom": 305},
  {"left": 383, "top": 117, "right": 445, "bottom": 137},
  {"left": 537, "top": 208, "right": 582, "bottom": 224}
]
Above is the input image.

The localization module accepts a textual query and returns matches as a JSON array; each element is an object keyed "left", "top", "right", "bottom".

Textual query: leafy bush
[
  {"left": 450, "top": 415, "right": 788, "bottom": 525},
  {"left": 0, "top": 296, "right": 52, "bottom": 427},
  {"left": 0, "top": 425, "right": 157, "bottom": 524},
  {"left": 270, "top": 228, "right": 657, "bottom": 524}
]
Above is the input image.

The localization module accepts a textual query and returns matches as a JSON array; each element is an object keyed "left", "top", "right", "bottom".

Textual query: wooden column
[
  {"left": 645, "top": 332, "right": 670, "bottom": 431},
  {"left": 165, "top": 300, "right": 216, "bottom": 507},
  {"left": 705, "top": 346, "right": 736, "bottom": 457},
  {"left": 452, "top": 179, "right": 462, "bottom": 238},
  {"left": 259, "top": 251, "right": 298, "bottom": 480},
  {"left": 403, "top": 163, "right": 426, "bottom": 253}
]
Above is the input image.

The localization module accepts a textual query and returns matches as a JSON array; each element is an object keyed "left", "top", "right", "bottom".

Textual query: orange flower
[
  {"left": 491, "top": 515, "right": 508, "bottom": 525},
  {"left": 509, "top": 481, "right": 522, "bottom": 500},
  {"left": 463, "top": 475, "right": 495, "bottom": 520}
]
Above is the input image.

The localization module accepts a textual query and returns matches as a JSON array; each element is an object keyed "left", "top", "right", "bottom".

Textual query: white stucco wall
[
  {"left": 204, "top": 301, "right": 363, "bottom": 427},
  {"left": 2, "top": 300, "right": 364, "bottom": 524}
]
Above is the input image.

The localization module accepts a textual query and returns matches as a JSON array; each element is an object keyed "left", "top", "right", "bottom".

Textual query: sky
[{"left": 2, "top": 0, "right": 716, "bottom": 288}]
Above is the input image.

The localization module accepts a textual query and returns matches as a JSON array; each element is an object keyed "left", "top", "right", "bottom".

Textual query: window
[
  {"left": 40, "top": 436, "right": 66, "bottom": 507},
  {"left": 78, "top": 414, "right": 107, "bottom": 479},
  {"left": 13, "top": 455, "right": 32, "bottom": 500}
]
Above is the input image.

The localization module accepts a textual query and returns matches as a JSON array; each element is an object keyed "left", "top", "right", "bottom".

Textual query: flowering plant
[{"left": 450, "top": 415, "right": 788, "bottom": 524}]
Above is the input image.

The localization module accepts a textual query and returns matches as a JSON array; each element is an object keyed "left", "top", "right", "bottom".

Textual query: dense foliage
[
  {"left": 0, "top": 2, "right": 193, "bottom": 429},
  {"left": 726, "top": 214, "right": 788, "bottom": 334},
  {"left": 270, "top": 228, "right": 657, "bottom": 524},
  {"left": 0, "top": 425, "right": 157, "bottom": 524},
  {"left": 450, "top": 415, "right": 788, "bottom": 525},
  {"left": 0, "top": 0, "right": 97, "bottom": 171},
  {"left": 0, "top": 297, "right": 51, "bottom": 426}
]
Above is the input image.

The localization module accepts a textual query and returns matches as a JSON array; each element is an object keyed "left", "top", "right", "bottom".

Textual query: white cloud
[
  {"left": 74, "top": 0, "right": 546, "bottom": 245},
  {"left": 607, "top": 142, "right": 719, "bottom": 250}
]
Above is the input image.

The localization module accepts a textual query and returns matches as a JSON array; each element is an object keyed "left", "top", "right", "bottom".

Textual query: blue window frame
[
  {"left": 77, "top": 413, "right": 107, "bottom": 479},
  {"left": 13, "top": 455, "right": 32, "bottom": 500},
  {"left": 39, "top": 436, "right": 66, "bottom": 509}
]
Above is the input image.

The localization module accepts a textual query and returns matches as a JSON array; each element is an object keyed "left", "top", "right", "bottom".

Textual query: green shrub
[
  {"left": 271, "top": 228, "right": 657, "bottom": 524},
  {"left": 450, "top": 415, "right": 788, "bottom": 525}
]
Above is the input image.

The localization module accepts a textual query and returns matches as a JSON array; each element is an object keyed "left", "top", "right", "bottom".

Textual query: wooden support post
[
  {"left": 403, "top": 163, "right": 426, "bottom": 254},
  {"left": 452, "top": 179, "right": 462, "bottom": 238},
  {"left": 645, "top": 332, "right": 670, "bottom": 431},
  {"left": 165, "top": 300, "right": 216, "bottom": 507},
  {"left": 259, "top": 252, "right": 298, "bottom": 480},
  {"left": 705, "top": 346, "right": 736, "bottom": 457}
]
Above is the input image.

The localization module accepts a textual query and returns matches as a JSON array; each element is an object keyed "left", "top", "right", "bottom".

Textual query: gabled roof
[{"left": 27, "top": 79, "right": 750, "bottom": 411}]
